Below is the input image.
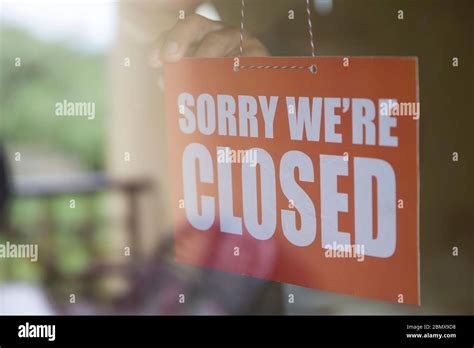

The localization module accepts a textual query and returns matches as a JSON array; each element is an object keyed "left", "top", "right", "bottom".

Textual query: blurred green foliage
[
  {"left": 0, "top": 25, "right": 109, "bottom": 285},
  {"left": 0, "top": 193, "right": 110, "bottom": 283},
  {"left": 0, "top": 25, "right": 106, "bottom": 170}
]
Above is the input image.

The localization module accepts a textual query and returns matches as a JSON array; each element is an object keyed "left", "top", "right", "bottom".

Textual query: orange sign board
[{"left": 164, "top": 57, "right": 419, "bottom": 304}]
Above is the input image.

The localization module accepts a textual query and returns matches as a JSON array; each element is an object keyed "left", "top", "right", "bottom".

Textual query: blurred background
[{"left": 0, "top": 0, "right": 472, "bottom": 315}]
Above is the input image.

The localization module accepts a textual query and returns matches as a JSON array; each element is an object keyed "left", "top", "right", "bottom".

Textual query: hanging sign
[{"left": 164, "top": 57, "right": 420, "bottom": 304}]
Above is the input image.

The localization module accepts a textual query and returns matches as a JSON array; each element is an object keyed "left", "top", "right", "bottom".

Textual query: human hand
[{"left": 149, "top": 13, "right": 269, "bottom": 86}]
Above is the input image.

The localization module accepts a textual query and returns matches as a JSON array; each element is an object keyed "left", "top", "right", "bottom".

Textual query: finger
[
  {"left": 195, "top": 28, "right": 270, "bottom": 58},
  {"left": 241, "top": 36, "right": 270, "bottom": 57},
  {"left": 161, "top": 14, "right": 224, "bottom": 62},
  {"left": 149, "top": 47, "right": 164, "bottom": 68},
  {"left": 158, "top": 71, "right": 165, "bottom": 91},
  {"left": 194, "top": 28, "right": 242, "bottom": 58},
  {"left": 149, "top": 31, "right": 168, "bottom": 68}
]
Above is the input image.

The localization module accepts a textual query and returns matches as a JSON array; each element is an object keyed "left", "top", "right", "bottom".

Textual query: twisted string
[
  {"left": 237, "top": 0, "right": 317, "bottom": 72},
  {"left": 239, "top": 0, "right": 245, "bottom": 56},
  {"left": 306, "top": 0, "right": 316, "bottom": 57}
]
